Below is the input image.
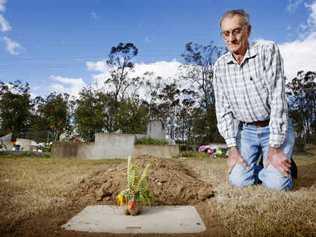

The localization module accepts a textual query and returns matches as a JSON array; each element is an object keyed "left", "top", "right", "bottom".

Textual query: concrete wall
[
  {"left": 52, "top": 133, "right": 135, "bottom": 159},
  {"left": 52, "top": 133, "right": 179, "bottom": 159},
  {"left": 52, "top": 142, "right": 82, "bottom": 158},
  {"left": 133, "top": 144, "right": 179, "bottom": 158},
  {"left": 16, "top": 138, "right": 36, "bottom": 151},
  {"left": 81, "top": 133, "right": 135, "bottom": 159},
  {"left": 134, "top": 134, "right": 147, "bottom": 140}
]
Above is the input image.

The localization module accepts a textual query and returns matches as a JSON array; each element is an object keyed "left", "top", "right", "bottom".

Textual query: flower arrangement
[{"left": 116, "top": 156, "right": 153, "bottom": 215}]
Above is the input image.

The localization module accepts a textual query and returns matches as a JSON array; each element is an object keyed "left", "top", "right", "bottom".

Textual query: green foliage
[
  {"left": 213, "top": 148, "right": 228, "bottom": 159},
  {"left": 74, "top": 89, "right": 149, "bottom": 141},
  {"left": 74, "top": 43, "right": 148, "bottom": 141},
  {"left": 176, "top": 42, "right": 224, "bottom": 145},
  {"left": 135, "top": 137, "right": 168, "bottom": 145},
  {"left": 287, "top": 71, "right": 316, "bottom": 150},
  {"left": 31, "top": 93, "right": 71, "bottom": 142},
  {"left": 116, "top": 98, "right": 149, "bottom": 134},
  {"left": 191, "top": 106, "right": 224, "bottom": 145},
  {"left": 118, "top": 156, "right": 153, "bottom": 206},
  {"left": 0, "top": 80, "right": 32, "bottom": 138},
  {"left": 41, "top": 142, "right": 53, "bottom": 152},
  {"left": 106, "top": 42, "right": 139, "bottom": 102},
  {"left": 181, "top": 42, "right": 223, "bottom": 109},
  {"left": 154, "top": 83, "right": 181, "bottom": 141},
  {"left": 74, "top": 89, "right": 109, "bottom": 141}
]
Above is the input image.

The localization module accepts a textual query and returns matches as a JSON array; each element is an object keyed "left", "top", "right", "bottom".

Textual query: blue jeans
[{"left": 229, "top": 120, "right": 295, "bottom": 191}]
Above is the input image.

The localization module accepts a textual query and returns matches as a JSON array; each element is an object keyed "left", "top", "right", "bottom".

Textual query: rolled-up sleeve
[
  {"left": 213, "top": 64, "right": 239, "bottom": 147},
  {"left": 264, "top": 43, "right": 288, "bottom": 148}
]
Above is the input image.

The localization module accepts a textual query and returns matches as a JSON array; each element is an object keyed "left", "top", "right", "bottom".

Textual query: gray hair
[{"left": 220, "top": 9, "right": 250, "bottom": 27}]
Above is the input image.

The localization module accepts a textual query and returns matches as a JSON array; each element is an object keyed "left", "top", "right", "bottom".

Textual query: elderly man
[{"left": 213, "top": 9, "right": 295, "bottom": 190}]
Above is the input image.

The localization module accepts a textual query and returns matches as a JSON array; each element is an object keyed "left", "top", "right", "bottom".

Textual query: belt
[{"left": 243, "top": 119, "right": 270, "bottom": 127}]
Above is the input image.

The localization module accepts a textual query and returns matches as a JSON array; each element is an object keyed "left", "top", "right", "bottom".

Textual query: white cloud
[
  {"left": 86, "top": 59, "right": 181, "bottom": 79},
  {"left": 0, "top": 0, "right": 7, "bottom": 12},
  {"left": 86, "top": 59, "right": 182, "bottom": 89},
  {"left": 49, "top": 75, "right": 86, "bottom": 96},
  {"left": 0, "top": 1, "right": 24, "bottom": 55},
  {"left": 280, "top": 0, "right": 316, "bottom": 79},
  {"left": 0, "top": 0, "right": 10, "bottom": 32},
  {"left": 132, "top": 60, "right": 181, "bottom": 79},
  {"left": 280, "top": 33, "right": 316, "bottom": 78},
  {"left": 287, "top": 0, "right": 304, "bottom": 13},
  {"left": 86, "top": 60, "right": 109, "bottom": 72},
  {"left": 0, "top": 15, "right": 11, "bottom": 32},
  {"left": 3, "top": 36, "right": 22, "bottom": 55}
]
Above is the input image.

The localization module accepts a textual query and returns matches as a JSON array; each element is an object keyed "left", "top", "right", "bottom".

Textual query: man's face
[{"left": 220, "top": 15, "right": 250, "bottom": 55}]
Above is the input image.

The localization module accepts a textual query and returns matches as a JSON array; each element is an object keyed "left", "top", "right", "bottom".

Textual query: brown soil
[{"left": 70, "top": 156, "right": 214, "bottom": 206}]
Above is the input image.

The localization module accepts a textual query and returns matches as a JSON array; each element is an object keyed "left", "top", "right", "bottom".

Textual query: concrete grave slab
[{"left": 62, "top": 205, "right": 206, "bottom": 234}]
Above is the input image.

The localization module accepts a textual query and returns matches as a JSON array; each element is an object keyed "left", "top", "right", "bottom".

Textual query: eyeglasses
[{"left": 221, "top": 25, "right": 247, "bottom": 39}]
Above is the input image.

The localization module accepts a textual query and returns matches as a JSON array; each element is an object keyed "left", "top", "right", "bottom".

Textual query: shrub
[{"left": 135, "top": 137, "right": 168, "bottom": 145}]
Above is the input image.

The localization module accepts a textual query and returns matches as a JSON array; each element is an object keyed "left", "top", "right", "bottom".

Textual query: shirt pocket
[
  {"left": 248, "top": 73, "right": 271, "bottom": 107},
  {"left": 249, "top": 73, "right": 268, "bottom": 94}
]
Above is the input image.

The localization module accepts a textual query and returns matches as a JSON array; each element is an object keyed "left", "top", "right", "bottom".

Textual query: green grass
[{"left": 135, "top": 137, "right": 169, "bottom": 145}]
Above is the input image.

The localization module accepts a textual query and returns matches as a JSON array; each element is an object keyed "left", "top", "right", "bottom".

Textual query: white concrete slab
[{"left": 62, "top": 205, "right": 206, "bottom": 234}]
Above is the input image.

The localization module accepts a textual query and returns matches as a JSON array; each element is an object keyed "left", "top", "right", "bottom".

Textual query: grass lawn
[
  {"left": 0, "top": 145, "right": 315, "bottom": 237},
  {"left": 183, "top": 145, "right": 316, "bottom": 236}
]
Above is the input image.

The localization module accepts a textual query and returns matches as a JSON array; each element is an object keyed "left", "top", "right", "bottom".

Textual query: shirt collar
[{"left": 226, "top": 43, "right": 257, "bottom": 65}]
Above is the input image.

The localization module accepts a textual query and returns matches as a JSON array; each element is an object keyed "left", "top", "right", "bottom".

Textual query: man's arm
[
  {"left": 263, "top": 42, "right": 291, "bottom": 175},
  {"left": 213, "top": 65, "right": 248, "bottom": 173},
  {"left": 213, "top": 65, "right": 239, "bottom": 148},
  {"left": 264, "top": 42, "right": 288, "bottom": 148}
]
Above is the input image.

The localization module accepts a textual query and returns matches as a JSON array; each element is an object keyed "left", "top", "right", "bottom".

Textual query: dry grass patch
[
  {"left": 183, "top": 145, "right": 316, "bottom": 237},
  {"left": 0, "top": 157, "right": 123, "bottom": 230}
]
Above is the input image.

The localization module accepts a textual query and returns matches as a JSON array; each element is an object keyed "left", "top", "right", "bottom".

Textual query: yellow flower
[{"left": 116, "top": 193, "right": 124, "bottom": 206}]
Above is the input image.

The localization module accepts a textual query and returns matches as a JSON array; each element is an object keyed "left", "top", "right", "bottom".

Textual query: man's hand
[
  {"left": 266, "top": 147, "right": 291, "bottom": 176},
  {"left": 227, "top": 147, "right": 249, "bottom": 174}
]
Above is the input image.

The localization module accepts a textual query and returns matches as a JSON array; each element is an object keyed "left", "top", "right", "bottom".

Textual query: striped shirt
[{"left": 213, "top": 40, "right": 288, "bottom": 148}]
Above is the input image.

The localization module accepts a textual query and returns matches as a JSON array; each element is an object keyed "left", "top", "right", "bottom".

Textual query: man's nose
[{"left": 227, "top": 33, "right": 236, "bottom": 42}]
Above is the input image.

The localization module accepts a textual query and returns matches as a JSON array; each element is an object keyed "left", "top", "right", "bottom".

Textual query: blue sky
[{"left": 0, "top": 0, "right": 315, "bottom": 96}]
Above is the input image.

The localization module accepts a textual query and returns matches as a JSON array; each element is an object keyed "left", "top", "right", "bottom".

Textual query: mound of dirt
[{"left": 69, "top": 156, "right": 214, "bottom": 206}]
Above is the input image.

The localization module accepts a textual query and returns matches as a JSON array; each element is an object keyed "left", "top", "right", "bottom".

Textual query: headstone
[{"left": 147, "top": 120, "right": 166, "bottom": 140}]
